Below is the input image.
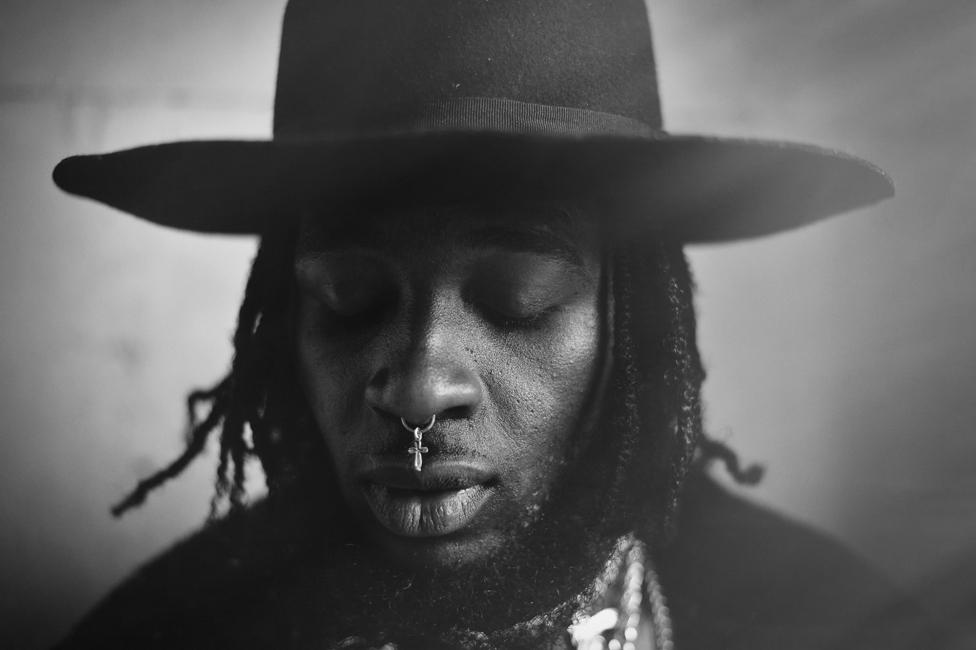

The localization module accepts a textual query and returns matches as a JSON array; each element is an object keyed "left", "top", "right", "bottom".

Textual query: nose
[{"left": 365, "top": 337, "right": 484, "bottom": 425}]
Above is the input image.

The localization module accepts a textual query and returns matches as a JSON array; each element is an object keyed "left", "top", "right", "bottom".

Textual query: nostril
[
  {"left": 369, "top": 404, "right": 402, "bottom": 425},
  {"left": 369, "top": 367, "right": 390, "bottom": 389},
  {"left": 437, "top": 405, "right": 472, "bottom": 421}
]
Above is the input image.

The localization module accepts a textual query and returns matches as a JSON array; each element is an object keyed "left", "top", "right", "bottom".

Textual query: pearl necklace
[{"left": 569, "top": 535, "right": 673, "bottom": 650}]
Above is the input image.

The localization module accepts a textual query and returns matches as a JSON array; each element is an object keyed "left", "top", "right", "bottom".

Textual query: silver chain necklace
[{"left": 569, "top": 534, "right": 674, "bottom": 650}]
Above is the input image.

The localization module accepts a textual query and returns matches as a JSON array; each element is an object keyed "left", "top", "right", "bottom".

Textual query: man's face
[{"left": 294, "top": 203, "right": 604, "bottom": 570}]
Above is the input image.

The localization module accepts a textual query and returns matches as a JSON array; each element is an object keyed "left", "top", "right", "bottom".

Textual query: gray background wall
[{"left": 1, "top": 0, "right": 973, "bottom": 647}]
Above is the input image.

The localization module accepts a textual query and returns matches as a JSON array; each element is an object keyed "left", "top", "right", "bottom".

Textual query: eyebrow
[
  {"left": 457, "top": 225, "right": 585, "bottom": 266},
  {"left": 299, "top": 212, "right": 587, "bottom": 266}
]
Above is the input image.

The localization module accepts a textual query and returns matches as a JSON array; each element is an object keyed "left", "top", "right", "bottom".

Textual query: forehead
[{"left": 296, "top": 202, "right": 600, "bottom": 262}]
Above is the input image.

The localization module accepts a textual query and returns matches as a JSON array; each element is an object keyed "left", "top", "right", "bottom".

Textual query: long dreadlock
[
  {"left": 110, "top": 225, "right": 300, "bottom": 517},
  {"left": 111, "top": 221, "right": 760, "bottom": 523}
]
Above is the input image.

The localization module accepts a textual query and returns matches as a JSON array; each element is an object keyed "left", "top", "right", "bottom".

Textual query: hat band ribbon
[{"left": 275, "top": 96, "right": 661, "bottom": 140}]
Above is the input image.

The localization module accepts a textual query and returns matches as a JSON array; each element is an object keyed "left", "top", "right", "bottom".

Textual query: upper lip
[{"left": 357, "top": 458, "right": 495, "bottom": 491}]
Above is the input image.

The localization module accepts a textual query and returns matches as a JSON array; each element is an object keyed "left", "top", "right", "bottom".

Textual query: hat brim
[{"left": 52, "top": 132, "right": 892, "bottom": 243}]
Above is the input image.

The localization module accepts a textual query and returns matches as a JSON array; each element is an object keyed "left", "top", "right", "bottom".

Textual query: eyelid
[
  {"left": 480, "top": 302, "right": 562, "bottom": 330},
  {"left": 294, "top": 255, "right": 395, "bottom": 311},
  {"left": 466, "top": 256, "right": 586, "bottom": 328}
]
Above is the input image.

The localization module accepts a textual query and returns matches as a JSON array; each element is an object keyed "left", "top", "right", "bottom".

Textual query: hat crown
[
  {"left": 53, "top": 0, "right": 892, "bottom": 240},
  {"left": 273, "top": 0, "right": 662, "bottom": 138}
]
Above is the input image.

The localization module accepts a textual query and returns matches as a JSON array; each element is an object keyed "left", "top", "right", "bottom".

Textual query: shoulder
[
  {"left": 52, "top": 499, "right": 314, "bottom": 650},
  {"left": 656, "top": 472, "right": 935, "bottom": 650}
]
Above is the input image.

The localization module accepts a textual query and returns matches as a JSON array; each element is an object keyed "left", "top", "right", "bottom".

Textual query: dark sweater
[
  {"left": 657, "top": 475, "right": 938, "bottom": 649},
  {"left": 54, "top": 475, "right": 937, "bottom": 649}
]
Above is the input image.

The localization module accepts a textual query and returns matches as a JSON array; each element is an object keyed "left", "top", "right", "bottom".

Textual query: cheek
[
  {"left": 294, "top": 303, "right": 368, "bottom": 446},
  {"left": 488, "top": 302, "right": 602, "bottom": 476}
]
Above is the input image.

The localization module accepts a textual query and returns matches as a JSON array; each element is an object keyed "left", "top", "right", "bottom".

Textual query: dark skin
[{"left": 293, "top": 203, "right": 606, "bottom": 570}]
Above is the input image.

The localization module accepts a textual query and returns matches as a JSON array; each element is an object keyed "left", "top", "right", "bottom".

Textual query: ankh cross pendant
[
  {"left": 407, "top": 428, "right": 429, "bottom": 471},
  {"left": 401, "top": 415, "right": 436, "bottom": 472}
]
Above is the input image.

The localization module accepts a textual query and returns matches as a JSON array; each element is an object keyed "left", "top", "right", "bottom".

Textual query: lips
[{"left": 358, "top": 460, "right": 495, "bottom": 538}]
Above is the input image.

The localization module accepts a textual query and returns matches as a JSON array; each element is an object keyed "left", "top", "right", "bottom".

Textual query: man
[{"left": 51, "top": 0, "right": 932, "bottom": 648}]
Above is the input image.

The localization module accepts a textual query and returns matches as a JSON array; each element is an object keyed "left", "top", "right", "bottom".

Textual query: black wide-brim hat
[{"left": 52, "top": 0, "right": 892, "bottom": 243}]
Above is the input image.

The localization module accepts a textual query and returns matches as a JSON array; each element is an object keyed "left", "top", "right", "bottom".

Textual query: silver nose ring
[{"left": 401, "top": 415, "right": 435, "bottom": 472}]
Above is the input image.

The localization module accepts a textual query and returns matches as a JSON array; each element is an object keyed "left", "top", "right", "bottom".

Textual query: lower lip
[{"left": 362, "top": 483, "right": 493, "bottom": 538}]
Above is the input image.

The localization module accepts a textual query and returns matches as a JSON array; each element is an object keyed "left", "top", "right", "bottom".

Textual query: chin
[{"left": 364, "top": 520, "right": 507, "bottom": 570}]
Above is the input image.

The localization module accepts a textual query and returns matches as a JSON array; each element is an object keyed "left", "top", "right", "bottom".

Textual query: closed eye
[
  {"left": 465, "top": 253, "right": 585, "bottom": 329},
  {"left": 295, "top": 253, "right": 397, "bottom": 330}
]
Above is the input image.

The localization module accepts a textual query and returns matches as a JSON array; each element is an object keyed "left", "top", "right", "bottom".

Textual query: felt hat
[{"left": 52, "top": 0, "right": 892, "bottom": 243}]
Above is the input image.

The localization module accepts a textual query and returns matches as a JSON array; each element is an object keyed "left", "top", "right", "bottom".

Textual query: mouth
[{"left": 358, "top": 460, "right": 496, "bottom": 538}]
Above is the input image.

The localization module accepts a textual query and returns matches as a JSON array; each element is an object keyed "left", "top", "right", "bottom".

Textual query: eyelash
[
  {"left": 315, "top": 298, "right": 394, "bottom": 334},
  {"left": 481, "top": 303, "right": 559, "bottom": 330},
  {"left": 306, "top": 288, "right": 561, "bottom": 333}
]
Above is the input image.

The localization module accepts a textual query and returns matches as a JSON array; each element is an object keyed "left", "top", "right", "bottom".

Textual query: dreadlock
[
  {"left": 111, "top": 221, "right": 761, "bottom": 522},
  {"left": 111, "top": 224, "right": 301, "bottom": 517},
  {"left": 601, "top": 233, "right": 763, "bottom": 544}
]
